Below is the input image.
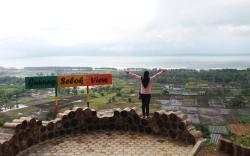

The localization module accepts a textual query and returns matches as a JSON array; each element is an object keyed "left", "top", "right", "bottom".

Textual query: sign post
[
  {"left": 25, "top": 76, "right": 58, "bottom": 115},
  {"left": 57, "top": 75, "right": 88, "bottom": 107},
  {"left": 57, "top": 75, "right": 86, "bottom": 88},
  {"left": 86, "top": 86, "right": 90, "bottom": 108},
  {"left": 55, "top": 87, "right": 59, "bottom": 114},
  {"left": 85, "top": 74, "right": 112, "bottom": 86},
  {"left": 85, "top": 74, "right": 112, "bottom": 108},
  {"left": 25, "top": 76, "right": 57, "bottom": 89},
  {"left": 25, "top": 74, "right": 112, "bottom": 114}
]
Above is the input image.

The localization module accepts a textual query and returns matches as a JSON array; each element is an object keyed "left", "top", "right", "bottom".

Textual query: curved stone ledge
[
  {"left": 218, "top": 138, "right": 250, "bottom": 156},
  {"left": 0, "top": 107, "right": 202, "bottom": 156}
]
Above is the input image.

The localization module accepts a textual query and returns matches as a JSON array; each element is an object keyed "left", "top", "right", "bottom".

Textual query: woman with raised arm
[{"left": 126, "top": 69, "right": 167, "bottom": 118}]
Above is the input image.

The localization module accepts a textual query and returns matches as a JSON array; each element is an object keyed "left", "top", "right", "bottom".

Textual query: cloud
[
  {"left": 0, "top": 0, "right": 250, "bottom": 59},
  {"left": 219, "top": 25, "right": 250, "bottom": 36}
]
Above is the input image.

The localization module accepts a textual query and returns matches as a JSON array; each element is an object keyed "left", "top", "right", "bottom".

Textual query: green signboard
[{"left": 25, "top": 76, "right": 57, "bottom": 89}]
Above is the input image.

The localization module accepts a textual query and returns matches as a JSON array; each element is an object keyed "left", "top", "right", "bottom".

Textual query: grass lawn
[
  {"left": 224, "top": 134, "right": 250, "bottom": 147},
  {"left": 239, "top": 115, "right": 250, "bottom": 123},
  {"left": 18, "top": 96, "right": 54, "bottom": 106},
  {"left": 0, "top": 106, "right": 40, "bottom": 121},
  {"left": 87, "top": 91, "right": 161, "bottom": 115}
]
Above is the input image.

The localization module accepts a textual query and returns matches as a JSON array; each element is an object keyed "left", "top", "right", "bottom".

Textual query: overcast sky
[{"left": 0, "top": 0, "right": 250, "bottom": 60}]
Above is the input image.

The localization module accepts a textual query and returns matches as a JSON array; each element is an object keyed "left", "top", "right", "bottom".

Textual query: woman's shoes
[{"left": 142, "top": 116, "right": 150, "bottom": 119}]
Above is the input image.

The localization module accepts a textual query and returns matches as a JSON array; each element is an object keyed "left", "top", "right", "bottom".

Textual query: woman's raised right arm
[
  {"left": 126, "top": 71, "right": 141, "bottom": 80},
  {"left": 150, "top": 69, "right": 167, "bottom": 81}
]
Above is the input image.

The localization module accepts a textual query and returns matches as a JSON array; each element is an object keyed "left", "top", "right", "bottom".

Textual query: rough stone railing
[
  {"left": 0, "top": 107, "right": 202, "bottom": 156},
  {"left": 218, "top": 137, "right": 250, "bottom": 156}
]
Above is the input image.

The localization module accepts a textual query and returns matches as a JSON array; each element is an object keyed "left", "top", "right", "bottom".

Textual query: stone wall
[
  {"left": 0, "top": 107, "right": 202, "bottom": 156},
  {"left": 218, "top": 138, "right": 250, "bottom": 156}
]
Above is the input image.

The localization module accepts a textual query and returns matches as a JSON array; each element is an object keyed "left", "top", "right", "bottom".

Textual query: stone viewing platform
[
  {"left": 18, "top": 131, "right": 193, "bottom": 156},
  {"left": 0, "top": 107, "right": 203, "bottom": 156}
]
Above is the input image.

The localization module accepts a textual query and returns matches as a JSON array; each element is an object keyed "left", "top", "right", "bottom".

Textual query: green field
[
  {"left": 239, "top": 115, "right": 250, "bottom": 123},
  {"left": 0, "top": 77, "right": 162, "bottom": 123}
]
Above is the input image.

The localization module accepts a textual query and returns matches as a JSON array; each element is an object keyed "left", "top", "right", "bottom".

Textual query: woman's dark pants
[{"left": 141, "top": 94, "right": 151, "bottom": 117}]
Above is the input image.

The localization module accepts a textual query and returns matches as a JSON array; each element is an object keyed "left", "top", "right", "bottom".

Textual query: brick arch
[{"left": 0, "top": 107, "right": 202, "bottom": 156}]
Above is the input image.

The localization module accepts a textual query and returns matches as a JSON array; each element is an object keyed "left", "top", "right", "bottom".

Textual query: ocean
[{"left": 1, "top": 55, "right": 250, "bottom": 69}]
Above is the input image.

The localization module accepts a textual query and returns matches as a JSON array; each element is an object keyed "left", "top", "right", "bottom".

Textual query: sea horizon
[{"left": 1, "top": 55, "right": 250, "bottom": 70}]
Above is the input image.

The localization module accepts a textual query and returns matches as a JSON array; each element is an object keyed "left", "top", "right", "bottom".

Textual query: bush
[
  {"left": 112, "top": 96, "right": 116, "bottom": 102},
  {"left": 239, "top": 115, "right": 250, "bottom": 123},
  {"left": 0, "top": 119, "right": 5, "bottom": 127},
  {"left": 100, "top": 92, "right": 105, "bottom": 96},
  {"left": 230, "top": 96, "right": 244, "bottom": 108},
  {"left": 108, "top": 98, "right": 112, "bottom": 103},
  {"left": 162, "top": 89, "right": 169, "bottom": 95},
  {"left": 90, "top": 93, "right": 97, "bottom": 98},
  {"left": 116, "top": 92, "right": 121, "bottom": 96},
  {"left": 46, "top": 110, "right": 55, "bottom": 120},
  {"left": 240, "top": 137, "right": 250, "bottom": 147},
  {"left": 204, "top": 138, "right": 216, "bottom": 147},
  {"left": 128, "top": 97, "right": 132, "bottom": 103},
  {"left": 193, "top": 123, "right": 210, "bottom": 138}
]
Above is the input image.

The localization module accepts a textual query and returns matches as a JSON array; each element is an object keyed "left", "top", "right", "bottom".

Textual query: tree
[
  {"left": 112, "top": 96, "right": 116, "bottom": 102},
  {"left": 128, "top": 97, "right": 132, "bottom": 103},
  {"left": 2, "top": 94, "right": 9, "bottom": 110},
  {"left": 130, "top": 89, "right": 135, "bottom": 94},
  {"left": 230, "top": 96, "right": 244, "bottom": 108},
  {"left": 116, "top": 87, "right": 122, "bottom": 96},
  {"left": 72, "top": 87, "right": 78, "bottom": 95},
  {"left": 65, "top": 88, "right": 71, "bottom": 95},
  {"left": 241, "top": 88, "right": 250, "bottom": 97},
  {"left": 80, "top": 89, "right": 84, "bottom": 95},
  {"left": 193, "top": 123, "right": 210, "bottom": 138},
  {"left": 162, "top": 89, "right": 169, "bottom": 95},
  {"left": 116, "top": 92, "right": 121, "bottom": 97},
  {"left": 108, "top": 98, "right": 112, "bottom": 103}
]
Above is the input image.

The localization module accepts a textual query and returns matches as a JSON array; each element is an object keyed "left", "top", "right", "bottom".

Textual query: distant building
[
  {"left": 164, "top": 84, "right": 202, "bottom": 95},
  {"left": 126, "top": 68, "right": 146, "bottom": 71},
  {"left": 190, "top": 88, "right": 206, "bottom": 95},
  {"left": 209, "top": 125, "right": 229, "bottom": 145},
  {"left": 164, "top": 84, "right": 185, "bottom": 95},
  {"left": 94, "top": 67, "right": 117, "bottom": 71}
]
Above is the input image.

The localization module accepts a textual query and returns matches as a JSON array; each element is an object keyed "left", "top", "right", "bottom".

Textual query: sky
[{"left": 0, "top": 0, "right": 250, "bottom": 62}]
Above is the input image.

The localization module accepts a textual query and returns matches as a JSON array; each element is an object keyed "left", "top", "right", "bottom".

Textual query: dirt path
[{"left": 197, "top": 147, "right": 230, "bottom": 156}]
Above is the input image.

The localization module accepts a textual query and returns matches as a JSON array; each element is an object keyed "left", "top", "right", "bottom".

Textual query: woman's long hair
[{"left": 142, "top": 71, "right": 150, "bottom": 88}]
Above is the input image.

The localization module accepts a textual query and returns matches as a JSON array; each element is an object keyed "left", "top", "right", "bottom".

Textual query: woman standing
[{"left": 126, "top": 69, "right": 167, "bottom": 118}]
